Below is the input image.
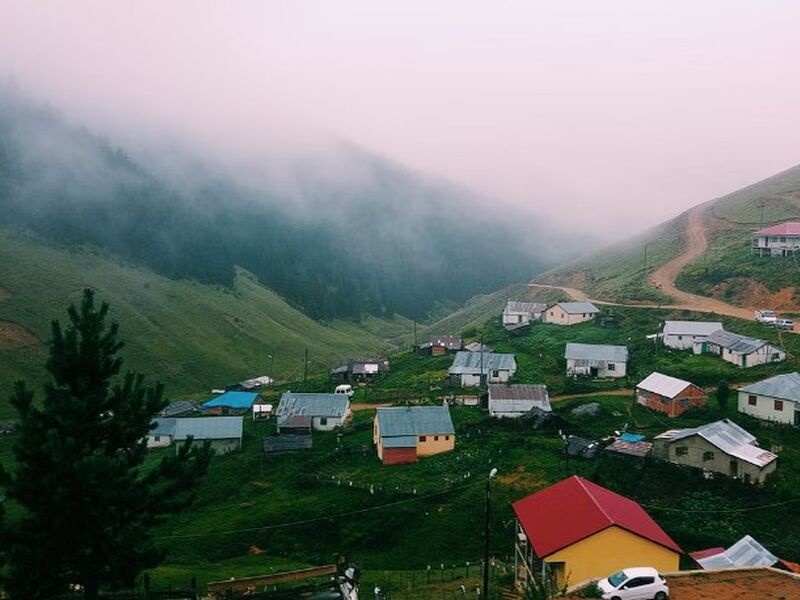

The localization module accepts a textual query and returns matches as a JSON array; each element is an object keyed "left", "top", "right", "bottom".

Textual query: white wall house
[
  {"left": 752, "top": 222, "right": 800, "bottom": 257},
  {"left": 276, "top": 392, "right": 351, "bottom": 432},
  {"left": 488, "top": 384, "right": 550, "bottom": 418},
  {"left": 738, "top": 373, "right": 800, "bottom": 426},
  {"left": 448, "top": 351, "right": 517, "bottom": 387},
  {"left": 564, "top": 343, "right": 628, "bottom": 378},
  {"left": 502, "top": 300, "right": 548, "bottom": 329},
  {"left": 704, "top": 330, "right": 785, "bottom": 368},
  {"left": 147, "top": 418, "right": 175, "bottom": 448},
  {"left": 661, "top": 320, "right": 722, "bottom": 352},
  {"left": 543, "top": 302, "right": 600, "bottom": 326}
]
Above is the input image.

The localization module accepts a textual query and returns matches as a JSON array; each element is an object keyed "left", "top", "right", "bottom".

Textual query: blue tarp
[
  {"left": 619, "top": 432, "right": 645, "bottom": 443},
  {"left": 203, "top": 391, "right": 259, "bottom": 410}
]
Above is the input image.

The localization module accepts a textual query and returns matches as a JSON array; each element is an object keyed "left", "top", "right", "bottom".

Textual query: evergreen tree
[{"left": 0, "top": 289, "right": 211, "bottom": 599}]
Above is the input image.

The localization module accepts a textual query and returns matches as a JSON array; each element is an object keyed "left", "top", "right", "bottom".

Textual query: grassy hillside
[{"left": 0, "top": 228, "right": 403, "bottom": 416}]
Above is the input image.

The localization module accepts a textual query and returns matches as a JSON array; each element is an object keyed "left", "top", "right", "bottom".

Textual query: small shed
[
  {"left": 276, "top": 392, "right": 351, "bottom": 433},
  {"left": 636, "top": 372, "right": 706, "bottom": 417},
  {"left": 604, "top": 438, "right": 653, "bottom": 460},
  {"left": 543, "top": 302, "right": 600, "bottom": 326},
  {"left": 488, "top": 384, "right": 550, "bottom": 418},
  {"left": 564, "top": 343, "right": 628, "bottom": 379}
]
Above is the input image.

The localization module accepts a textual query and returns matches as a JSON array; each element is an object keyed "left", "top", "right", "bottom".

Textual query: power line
[
  {"left": 155, "top": 480, "right": 482, "bottom": 540},
  {"left": 642, "top": 496, "right": 800, "bottom": 514}
]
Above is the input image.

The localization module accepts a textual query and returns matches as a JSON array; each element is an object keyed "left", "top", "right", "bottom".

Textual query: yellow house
[
  {"left": 544, "top": 302, "right": 600, "bottom": 326},
  {"left": 374, "top": 406, "right": 455, "bottom": 465},
  {"left": 512, "top": 476, "right": 681, "bottom": 589}
]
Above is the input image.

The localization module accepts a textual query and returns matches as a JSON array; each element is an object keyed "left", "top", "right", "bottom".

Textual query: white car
[
  {"left": 774, "top": 319, "right": 795, "bottom": 330},
  {"left": 755, "top": 309, "right": 778, "bottom": 325},
  {"left": 334, "top": 384, "right": 354, "bottom": 398},
  {"left": 597, "top": 567, "right": 669, "bottom": 600}
]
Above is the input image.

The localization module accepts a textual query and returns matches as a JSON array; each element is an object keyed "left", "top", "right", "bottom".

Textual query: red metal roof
[
  {"left": 690, "top": 547, "right": 725, "bottom": 561},
  {"left": 755, "top": 222, "right": 800, "bottom": 236},
  {"left": 511, "top": 476, "right": 682, "bottom": 558}
]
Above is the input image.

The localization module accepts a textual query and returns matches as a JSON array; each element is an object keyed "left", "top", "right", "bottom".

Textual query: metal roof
[
  {"left": 655, "top": 419, "right": 777, "bottom": 468},
  {"left": 276, "top": 392, "right": 350, "bottom": 426},
  {"left": 565, "top": 343, "right": 628, "bottom": 362},
  {"left": 512, "top": 476, "right": 682, "bottom": 558},
  {"left": 707, "top": 330, "right": 771, "bottom": 354},
  {"left": 382, "top": 435, "right": 418, "bottom": 448},
  {"left": 376, "top": 406, "right": 455, "bottom": 438},
  {"left": 239, "top": 375, "right": 274, "bottom": 389},
  {"left": 488, "top": 384, "right": 551, "bottom": 413},
  {"left": 504, "top": 300, "right": 548, "bottom": 314},
  {"left": 151, "top": 418, "right": 177, "bottom": 437},
  {"left": 637, "top": 372, "right": 694, "bottom": 399},
  {"left": 203, "top": 391, "right": 259, "bottom": 410},
  {"left": 167, "top": 416, "right": 243, "bottom": 441},
  {"left": 464, "top": 342, "right": 494, "bottom": 353},
  {"left": 553, "top": 302, "right": 600, "bottom": 314},
  {"left": 605, "top": 439, "right": 653, "bottom": 458},
  {"left": 448, "top": 351, "right": 516, "bottom": 375},
  {"left": 160, "top": 400, "right": 200, "bottom": 417},
  {"left": 663, "top": 320, "right": 724, "bottom": 336},
  {"left": 754, "top": 222, "right": 800, "bottom": 236},
  {"left": 697, "top": 535, "right": 778, "bottom": 569},
  {"left": 739, "top": 372, "right": 800, "bottom": 403},
  {"left": 427, "top": 335, "right": 462, "bottom": 349}
]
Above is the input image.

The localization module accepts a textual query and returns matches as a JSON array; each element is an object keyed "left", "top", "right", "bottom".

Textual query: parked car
[
  {"left": 597, "top": 567, "right": 669, "bottom": 600},
  {"left": 335, "top": 384, "right": 354, "bottom": 398},
  {"left": 755, "top": 309, "right": 778, "bottom": 325},
  {"left": 774, "top": 319, "right": 795, "bottom": 330}
]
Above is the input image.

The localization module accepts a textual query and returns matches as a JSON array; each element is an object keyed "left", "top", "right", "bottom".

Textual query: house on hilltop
[
  {"left": 752, "top": 222, "right": 800, "bottom": 257},
  {"left": 543, "top": 302, "right": 600, "bottom": 326},
  {"left": 738, "top": 372, "right": 800, "bottom": 426},
  {"left": 503, "top": 300, "right": 547, "bottom": 330},
  {"left": 661, "top": 320, "right": 723, "bottom": 351},
  {"left": 488, "top": 384, "right": 550, "bottom": 418},
  {"left": 448, "top": 351, "right": 517, "bottom": 387},
  {"left": 374, "top": 405, "right": 455, "bottom": 465},
  {"left": 703, "top": 330, "right": 785, "bottom": 368},
  {"left": 653, "top": 419, "right": 777, "bottom": 484},
  {"left": 636, "top": 372, "right": 706, "bottom": 417},
  {"left": 565, "top": 343, "right": 628, "bottom": 378},
  {"left": 512, "top": 475, "right": 681, "bottom": 589},
  {"left": 275, "top": 392, "right": 351, "bottom": 433}
]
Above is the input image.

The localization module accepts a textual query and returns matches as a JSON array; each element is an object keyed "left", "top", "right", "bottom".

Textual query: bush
[
  {"left": 578, "top": 582, "right": 603, "bottom": 598},
  {"left": 717, "top": 380, "right": 730, "bottom": 409}
]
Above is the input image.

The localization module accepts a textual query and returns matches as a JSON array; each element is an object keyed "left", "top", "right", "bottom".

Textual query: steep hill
[{"left": 538, "top": 163, "right": 800, "bottom": 311}]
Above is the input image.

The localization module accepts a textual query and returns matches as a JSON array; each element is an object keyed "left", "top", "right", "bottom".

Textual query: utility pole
[
  {"left": 483, "top": 468, "right": 498, "bottom": 598},
  {"left": 642, "top": 243, "right": 648, "bottom": 280},
  {"left": 479, "top": 333, "right": 485, "bottom": 390}
]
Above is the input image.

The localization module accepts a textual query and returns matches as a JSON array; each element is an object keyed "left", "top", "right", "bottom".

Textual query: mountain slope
[{"left": 0, "top": 228, "right": 399, "bottom": 417}]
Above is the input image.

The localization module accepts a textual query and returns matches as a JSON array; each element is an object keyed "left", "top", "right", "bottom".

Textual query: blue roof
[
  {"left": 619, "top": 433, "right": 645, "bottom": 443},
  {"left": 377, "top": 406, "right": 455, "bottom": 438},
  {"left": 203, "top": 391, "right": 259, "bottom": 409}
]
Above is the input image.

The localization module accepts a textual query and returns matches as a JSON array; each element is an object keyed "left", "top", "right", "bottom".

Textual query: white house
[
  {"left": 704, "top": 330, "right": 785, "bottom": 368},
  {"left": 661, "top": 320, "right": 723, "bottom": 351},
  {"left": 488, "top": 384, "right": 550, "bottom": 418},
  {"left": 276, "top": 392, "right": 351, "bottom": 432},
  {"left": 752, "top": 222, "right": 800, "bottom": 257},
  {"left": 448, "top": 351, "right": 517, "bottom": 387},
  {"left": 147, "top": 418, "right": 176, "bottom": 448},
  {"left": 738, "top": 372, "right": 800, "bottom": 426},
  {"left": 502, "top": 300, "right": 548, "bottom": 329},
  {"left": 543, "top": 302, "right": 600, "bottom": 325},
  {"left": 564, "top": 343, "right": 628, "bottom": 378},
  {"left": 148, "top": 416, "right": 244, "bottom": 454}
]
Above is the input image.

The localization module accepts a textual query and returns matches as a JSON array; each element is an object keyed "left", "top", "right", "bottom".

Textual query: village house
[
  {"left": 275, "top": 392, "right": 351, "bottom": 433},
  {"left": 464, "top": 341, "right": 493, "bottom": 354},
  {"left": 420, "top": 335, "right": 462, "bottom": 355},
  {"left": 448, "top": 351, "right": 517, "bottom": 387},
  {"left": 661, "top": 320, "right": 723, "bottom": 351},
  {"left": 513, "top": 475, "right": 681, "bottom": 590},
  {"left": 652, "top": 419, "right": 777, "bottom": 484},
  {"left": 564, "top": 343, "right": 628, "bottom": 378},
  {"left": 202, "top": 391, "right": 260, "bottom": 415},
  {"left": 543, "top": 302, "right": 600, "bottom": 326},
  {"left": 488, "top": 384, "right": 550, "bottom": 418},
  {"left": 738, "top": 372, "right": 800, "bottom": 426},
  {"left": 502, "top": 300, "right": 548, "bottom": 330},
  {"left": 148, "top": 416, "right": 244, "bottom": 454},
  {"left": 331, "top": 358, "right": 390, "bottom": 383},
  {"left": 752, "top": 221, "right": 800, "bottom": 257},
  {"left": 373, "top": 405, "right": 455, "bottom": 465},
  {"left": 636, "top": 372, "right": 707, "bottom": 417},
  {"left": 702, "top": 330, "right": 785, "bottom": 368}
]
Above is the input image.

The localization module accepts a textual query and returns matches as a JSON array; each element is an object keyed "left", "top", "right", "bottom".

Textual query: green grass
[{"left": 710, "top": 163, "right": 800, "bottom": 224}]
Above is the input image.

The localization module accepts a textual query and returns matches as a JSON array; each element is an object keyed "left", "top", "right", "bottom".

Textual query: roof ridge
[{"left": 574, "top": 476, "right": 614, "bottom": 528}]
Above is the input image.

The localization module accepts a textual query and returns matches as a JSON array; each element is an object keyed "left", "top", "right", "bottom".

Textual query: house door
[
  {"left": 730, "top": 460, "right": 739, "bottom": 477},
  {"left": 590, "top": 367, "right": 598, "bottom": 377},
  {"left": 794, "top": 412, "right": 800, "bottom": 427}
]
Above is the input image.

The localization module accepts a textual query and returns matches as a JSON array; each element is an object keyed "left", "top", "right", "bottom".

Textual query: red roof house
[
  {"left": 754, "top": 222, "right": 800, "bottom": 237},
  {"left": 512, "top": 476, "right": 681, "bottom": 589},
  {"left": 753, "top": 222, "right": 800, "bottom": 257}
]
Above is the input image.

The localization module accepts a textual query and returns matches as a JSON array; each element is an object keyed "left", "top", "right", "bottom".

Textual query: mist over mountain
[{"left": 0, "top": 90, "right": 580, "bottom": 320}]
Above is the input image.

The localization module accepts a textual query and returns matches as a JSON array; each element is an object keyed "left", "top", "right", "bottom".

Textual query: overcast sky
[{"left": 1, "top": 1, "right": 799, "bottom": 238}]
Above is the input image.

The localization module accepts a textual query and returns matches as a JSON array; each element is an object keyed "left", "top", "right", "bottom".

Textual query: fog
[{"left": 2, "top": 1, "right": 800, "bottom": 240}]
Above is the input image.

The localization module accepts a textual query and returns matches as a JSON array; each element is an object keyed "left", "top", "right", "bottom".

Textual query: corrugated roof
[
  {"left": 428, "top": 335, "right": 462, "bottom": 349},
  {"left": 276, "top": 392, "right": 350, "bottom": 427},
  {"left": 382, "top": 435, "right": 418, "bottom": 448},
  {"left": 512, "top": 476, "right": 682, "bottom": 558},
  {"left": 754, "top": 222, "right": 800, "bottom": 236},
  {"left": 605, "top": 439, "right": 653, "bottom": 458},
  {"left": 554, "top": 302, "right": 600, "bottom": 314},
  {"left": 655, "top": 419, "right": 776, "bottom": 468},
  {"left": 239, "top": 375, "right": 273, "bottom": 389},
  {"left": 170, "top": 416, "right": 243, "bottom": 441},
  {"left": 464, "top": 342, "right": 494, "bottom": 353},
  {"left": 203, "top": 391, "right": 259, "bottom": 410},
  {"left": 708, "top": 330, "right": 770, "bottom": 354},
  {"left": 565, "top": 343, "right": 628, "bottom": 362},
  {"left": 489, "top": 384, "right": 551, "bottom": 413},
  {"left": 448, "top": 351, "right": 516, "bottom": 375},
  {"left": 160, "top": 400, "right": 199, "bottom": 417},
  {"left": 151, "top": 418, "right": 176, "bottom": 437},
  {"left": 504, "top": 300, "right": 548, "bottom": 314},
  {"left": 739, "top": 372, "right": 800, "bottom": 403},
  {"left": 663, "top": 320, "right": 724, "bottom": 336},
  {"left": 376, "top": 406, "right": 455, "bottom": 438},
  {"left": 637, "top": 372, "right": 694, "bottom": 399},
  {"left": 697, "top": 535, "right": 778, "bottom": 569}
]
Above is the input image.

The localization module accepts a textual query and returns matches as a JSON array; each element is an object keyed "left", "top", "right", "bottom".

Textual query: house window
[
  {"left": 492, "top": 370, "right": 500, "bottom": 379},
  {"left": 678, "top": 335, "right": 683, "bottom": 341},
  {"left": 419, "top": 435, "right": 427, "bottom": 442},
  {"left": 445, "top": 436, "right": 450, "bottom": 441},
  {"left": 608, "top": 363, "right": 616, "bottom": 371},
  {"left": 675, "top": 446, "right": 688, "bottom": 457},
  {"left": 775, "top": 400, "right": 784, "bottom": 412},
  {"left": 679, "top": 399, "right": 689, "bottom": 407},
  {"left": 772, "top": 354, "right": 781, "bottom": 362},
  {"left": 154, "top": 436, "right": 161, "bottom": 443},
  {"left": 434, "top": 435, "right": 439, "bottom": 441},
  {"left": 748, "top": 395, "right": 757, "bottom": 406},
  {"left": 319, "top": 417, "right": 328, "bottom": 426},
  {"left": 703, "top": 451, "right": 715, "bottom": 461}
]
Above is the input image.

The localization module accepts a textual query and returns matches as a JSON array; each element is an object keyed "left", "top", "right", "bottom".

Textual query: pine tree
[{"left": 0, "top": 289, "right": 211, "bottom": 599}]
